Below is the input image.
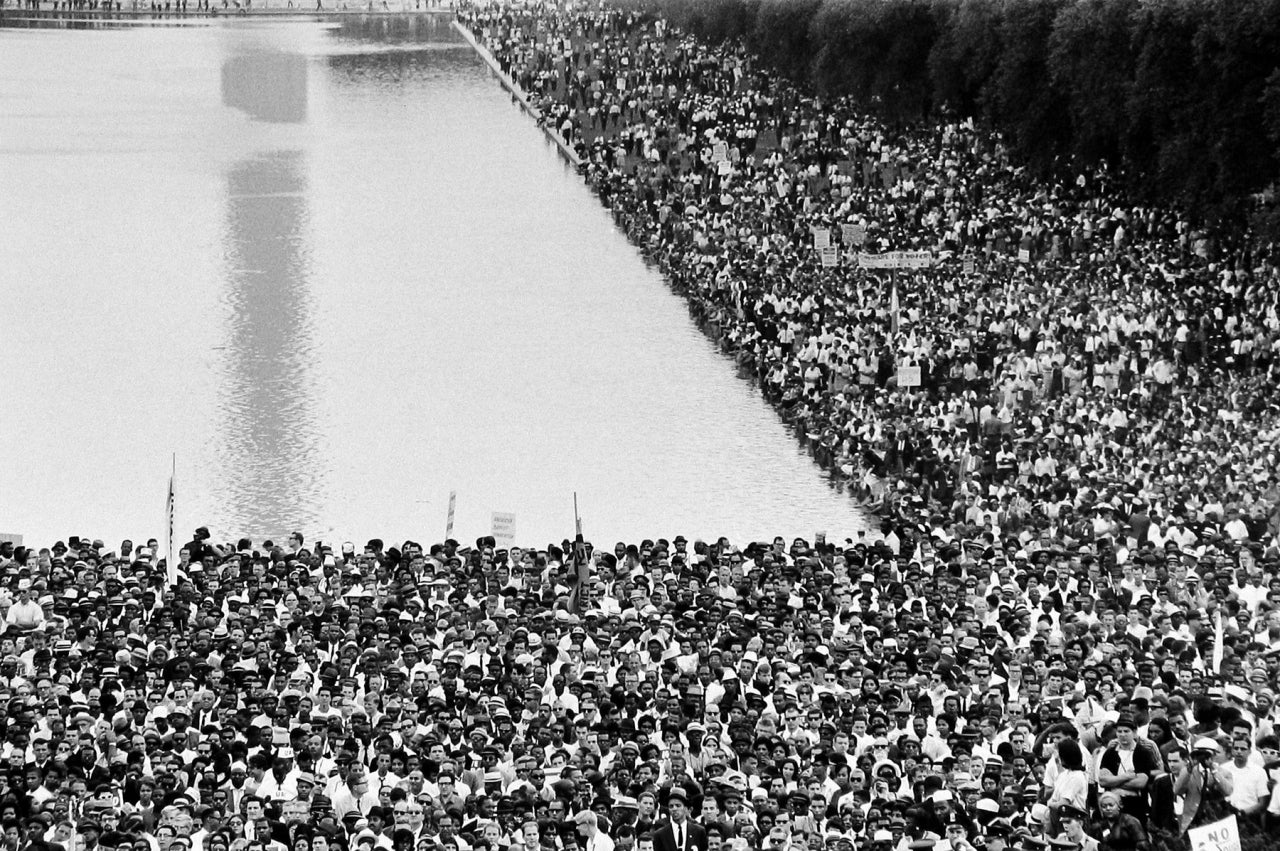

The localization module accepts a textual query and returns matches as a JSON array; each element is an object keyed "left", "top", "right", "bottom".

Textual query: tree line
[{"left": 621, "top": 0, "right": 1280, "bottom": 229}]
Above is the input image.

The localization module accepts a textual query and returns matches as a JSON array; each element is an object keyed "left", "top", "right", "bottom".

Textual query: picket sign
[{"left": 1188, "top": 815, "right": 1241, "bottom": 851}]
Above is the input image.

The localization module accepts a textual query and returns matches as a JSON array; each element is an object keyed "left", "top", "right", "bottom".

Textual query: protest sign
[
  {"left": 842, "top": 223, "right": 866, "bottom": 246},
  {"left": 492, "top": 512, "right": 517, "bottom": 548},
  {"left": 857, "top": 251, "right": 934, "bottom": 269},
  {"left": 1188, "top": 816, "right": 1241, "bottom": 851}
]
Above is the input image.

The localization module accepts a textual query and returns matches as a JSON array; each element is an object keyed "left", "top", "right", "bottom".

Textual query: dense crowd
[
  {"left": 5, "top": 5, "right": 1280, "bottom": 851},
  {"left": 459, "top": 0, "right": 1280, "bottom": 847}
]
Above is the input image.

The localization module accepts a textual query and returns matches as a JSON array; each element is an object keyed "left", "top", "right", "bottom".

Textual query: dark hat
[
  {"left": 984, "top": 822, "right": 1011, "bottom": 840},
  {"left": 1057, "top": 805, "right": 1087, "bottom": 823}
]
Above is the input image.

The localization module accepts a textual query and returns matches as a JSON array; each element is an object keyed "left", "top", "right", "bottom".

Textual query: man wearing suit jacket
[
  {"left": 652, "top": 787, "right": 707, "bottom": 851},
  {"left": 1148, "top": 746, "right": 1186, "bottom": 837}
]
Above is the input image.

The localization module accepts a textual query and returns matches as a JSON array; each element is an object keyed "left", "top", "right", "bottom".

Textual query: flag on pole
[
  {"left": 890, "top": 277, "right": 900, "bottom": 335},
  {"left": 445, "top": 491, "right": 457, "bottom": 540},
  {"left": 165, "top": 455, "right": 177, "bottom": 588}
]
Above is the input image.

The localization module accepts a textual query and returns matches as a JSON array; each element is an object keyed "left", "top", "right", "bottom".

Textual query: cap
[{"left": 1057, "top": 805, "right": 1087, "bottom": 823}]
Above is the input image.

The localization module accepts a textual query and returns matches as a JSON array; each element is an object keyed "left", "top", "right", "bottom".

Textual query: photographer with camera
[{"left": 1175, "top": 739, "right": 1232, "bottom": 833}]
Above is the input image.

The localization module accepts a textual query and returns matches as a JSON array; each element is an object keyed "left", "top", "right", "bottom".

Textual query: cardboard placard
[
  {"left": 842, "top": 223, "right": 865, "bottom": 246},
  {"left": 491, "top": 512, "right": 517, "bottom": 548},
  {"left": 1188, "top": 816, "right": 1241, "bottom": 851}
]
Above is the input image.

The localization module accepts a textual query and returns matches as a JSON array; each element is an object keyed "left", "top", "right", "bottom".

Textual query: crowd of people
[
  {"left": 462, "top": 0, "right": 1280, "bottom": 847},
  {"left": 4, "top": 4, "right": 1280, "bottom": 851}
]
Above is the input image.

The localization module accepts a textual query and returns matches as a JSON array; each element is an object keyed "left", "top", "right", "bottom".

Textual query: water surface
[{"left": 0, "top": 16, "right": 870, "bottom": 548}]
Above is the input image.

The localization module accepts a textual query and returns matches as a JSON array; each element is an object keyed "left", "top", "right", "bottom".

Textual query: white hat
[{"left": 1192, "top": 737, "right": 1222, "bottom": 754}]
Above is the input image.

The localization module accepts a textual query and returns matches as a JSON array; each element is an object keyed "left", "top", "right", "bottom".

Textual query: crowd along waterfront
[
  {"left": 0, "top": 14, "right": 871, "bottom": 547},
  {"left": 2, "top": 3, "right": 1280, "bottom": 851}
]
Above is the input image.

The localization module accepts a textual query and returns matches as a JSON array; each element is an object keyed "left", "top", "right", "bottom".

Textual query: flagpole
[{"left": 166, "top": 453, "right": 176, "bottom": 588}]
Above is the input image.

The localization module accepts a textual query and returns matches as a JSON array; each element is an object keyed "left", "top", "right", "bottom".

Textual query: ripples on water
[{"left": 0, "top": 15, "right": 872, "bottom": 547}]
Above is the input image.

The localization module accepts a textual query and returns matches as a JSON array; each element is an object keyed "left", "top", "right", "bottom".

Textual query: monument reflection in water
[
  {"left": 216, "top": 50, "right": 326, "bottom": 537},
  {"left": 0, "top": 20, "right": 870, "bottom": 546}
]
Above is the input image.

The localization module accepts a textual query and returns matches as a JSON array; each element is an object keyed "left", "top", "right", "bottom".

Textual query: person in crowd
[{"left": 8, "top": 2, "right": 1280, "bottom": 851}]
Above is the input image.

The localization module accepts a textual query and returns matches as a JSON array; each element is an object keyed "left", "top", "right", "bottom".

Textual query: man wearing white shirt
[
  {"left": 255, "top": 749, "right": 300, "bottom": 802},
  {"left": 1237, "top": 572, "right": 1269, "bottom": 612},
  {"left": 1220, "top": 738, "right": 1269, "bottom": 817},
  {"left": 1225, "top": 512, "right": 1251, "bottom": 541},
  {"left": 574, "top": 811, "right": 615, "bottom": 851},
  {"left": 5, "top": 581, "right": 44, "bottom": 631}
]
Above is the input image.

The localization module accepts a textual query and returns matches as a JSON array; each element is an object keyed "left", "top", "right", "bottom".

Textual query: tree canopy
[{"left": 625, "top": 0, "right": 1280, "bottom": 225}]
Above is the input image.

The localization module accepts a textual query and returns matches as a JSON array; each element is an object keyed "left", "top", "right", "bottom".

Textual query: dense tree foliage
[{"left": 624, "top": 0, "right": 1280, "bottom": 224}]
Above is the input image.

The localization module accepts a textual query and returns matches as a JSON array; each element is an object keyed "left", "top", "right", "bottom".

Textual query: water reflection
[
  {"left": 217, "top": 152, "right": 324, "bottom": 538},
  {"left": 215, "top": 50, "right": 323, "bottom": 537},
  {"left": 322, "top": 13, "right": 470, "bottom": 86},
  {"left": 325, "top": 43, "right": 474, "bottom": 87},
  {"left": 327, "top": 12, "right": 458, "bottom": 44},
  {"left": 221, "top": 50, "right": 308, "bottom": 122}
]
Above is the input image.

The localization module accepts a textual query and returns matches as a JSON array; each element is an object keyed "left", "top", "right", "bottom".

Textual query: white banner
[
  {"left": 857, "top": 251, "right": 934, "bottom": 269},
  {"left": 897, "top": 365, "right": 922, "bottom": 387},
  {"left": 813, "top": 228, "right": 831, "bottom": 249}
]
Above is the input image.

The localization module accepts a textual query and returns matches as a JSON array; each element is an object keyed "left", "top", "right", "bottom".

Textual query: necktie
[{"left": 676, "top": 825, "right": 683, "bottom": 851}]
